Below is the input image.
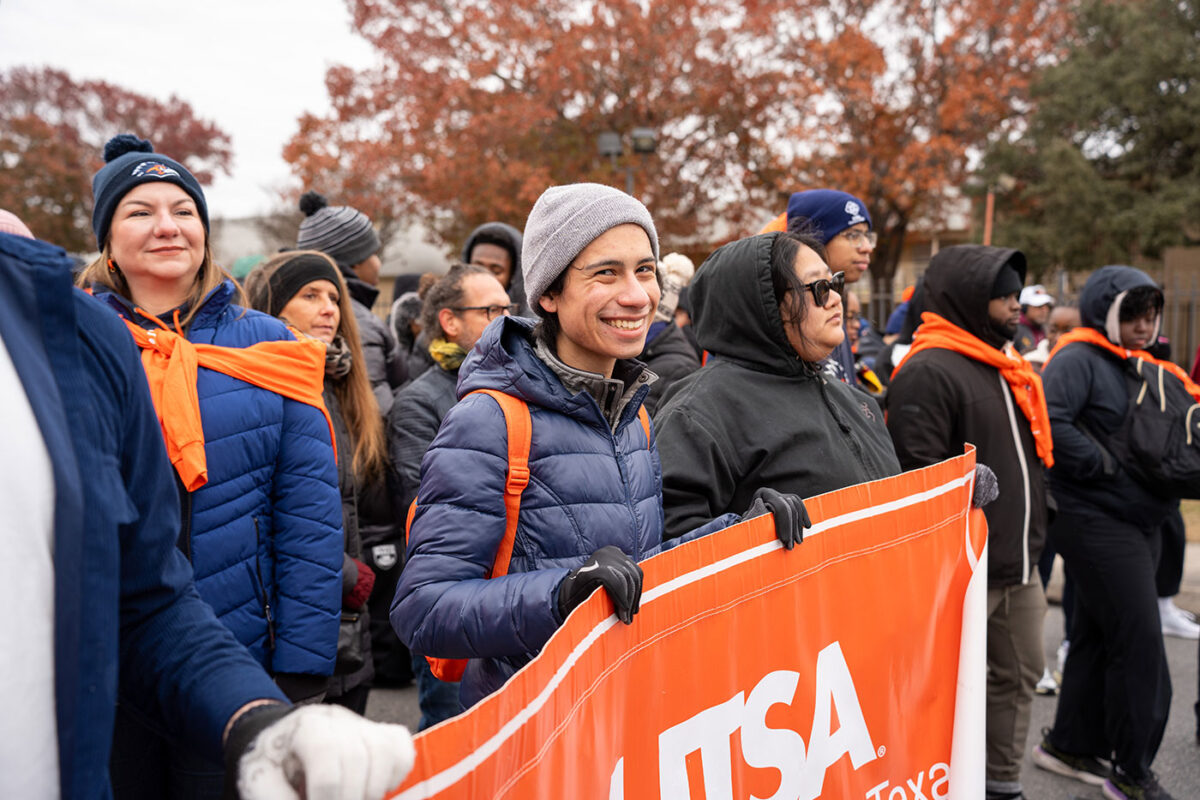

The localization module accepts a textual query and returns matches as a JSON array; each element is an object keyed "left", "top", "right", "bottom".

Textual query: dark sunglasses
[
  {"left": 450, "top": 303, "right": 519, "bottom": 320},
  {"left": 799, "top": 272, "right": 845, "bottom": 307}
]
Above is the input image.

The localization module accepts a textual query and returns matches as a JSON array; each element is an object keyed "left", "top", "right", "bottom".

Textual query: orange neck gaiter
[
  {"left": 896, "top": 312, "right": 1054, "bottom": 467},
  {"left": 123, "top": 314, "right": 334, "bottom": 491},
  {"left": 1045, "top": 326, "right": 1200, "bottom": 402}
]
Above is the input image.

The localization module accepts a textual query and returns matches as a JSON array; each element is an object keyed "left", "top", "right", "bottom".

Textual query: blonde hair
[
  {"left": 247, "top": 250, "right": 387, "bottom": 481},
  {"left": 77, "top": 239, "right": 245, "bottom": 330}
]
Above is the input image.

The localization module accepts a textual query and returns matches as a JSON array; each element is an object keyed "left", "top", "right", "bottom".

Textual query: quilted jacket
[
  {"left": 95, "top": 280, "right": 343, "bottom": 676},
  {"left": 391, "top": 316, "right": 733, "bottom": 707}
]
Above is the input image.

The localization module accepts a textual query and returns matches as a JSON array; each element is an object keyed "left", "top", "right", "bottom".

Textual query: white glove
[{"left": 237, "top": 704, "right": 416, "bottom": 800}]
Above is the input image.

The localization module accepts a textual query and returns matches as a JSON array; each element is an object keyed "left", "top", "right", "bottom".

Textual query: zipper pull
[{"left": 264, "top": 602, "right": 276, "bottom": 650}]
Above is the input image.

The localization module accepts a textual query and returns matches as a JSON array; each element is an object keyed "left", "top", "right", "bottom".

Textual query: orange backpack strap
[
  {"left": 419, "top": 389, "right": 532, "bottom": 683},
  {"left": 637, "top": 406, "right": 651, "bottom": 447},
  {"left": 467, "top": 389, "right": 532, "bottom": 578},
  {"left": 404, "top": 498, "right": 417, "bottom": 548}
]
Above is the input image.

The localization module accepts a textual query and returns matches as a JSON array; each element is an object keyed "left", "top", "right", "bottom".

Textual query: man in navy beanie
[{"left": 784, "top": 189, "right": 876, "bottom": 385}]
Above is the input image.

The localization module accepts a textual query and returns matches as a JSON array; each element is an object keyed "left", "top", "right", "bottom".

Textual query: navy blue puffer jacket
[
  {"left": 392, "top": 317, "right": 734, "bottom": 707},
  {"left": 96, "top": 280, "right": 343, "bottom": 676}
]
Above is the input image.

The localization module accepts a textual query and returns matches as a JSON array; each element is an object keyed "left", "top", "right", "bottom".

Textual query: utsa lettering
[{"left": 609, "top": 642, "right": 876, "bottom": 800}]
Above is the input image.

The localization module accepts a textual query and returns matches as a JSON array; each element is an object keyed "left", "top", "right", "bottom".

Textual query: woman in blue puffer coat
[
  {"left": 77, "top": 135, "right": 343, "bottom": 799},
  {"left": 392, "top": 184, "right": 808, "bottom": 709}
]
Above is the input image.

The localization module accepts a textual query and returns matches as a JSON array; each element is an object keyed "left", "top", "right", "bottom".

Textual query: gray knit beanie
[
  {"left": 522, "top": 183, "right": 659, "bottom": 311},
  {"left": 296, "top": 191, "right": 381, "bottom": 269}
]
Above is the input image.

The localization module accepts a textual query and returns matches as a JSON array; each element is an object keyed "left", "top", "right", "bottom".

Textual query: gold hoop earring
[{"left": 107, "top": 258, "right": 118, "bottom": 273}]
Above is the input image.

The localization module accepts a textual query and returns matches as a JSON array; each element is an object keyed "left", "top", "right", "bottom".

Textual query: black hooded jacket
[
  {"left": 886, "top": 245, "right": 1047, "bottom": 588},
  {"left": 639, "top": 322, "right": 700, "bottom": 415},
  {"left": 341, "top": 269, "right": 403, "bottom": 415},
  {"left": 654, "top": 234, "right": 900, "bottom": 539},
  {"left": 461, "top": 222, "right": 529, "bottom": 316},
  {"left": 1040, "top": 265, "right": 1174, "bottom": 528}
]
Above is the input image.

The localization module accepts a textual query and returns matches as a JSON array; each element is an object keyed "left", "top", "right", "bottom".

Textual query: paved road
[
  {"left": 1022, "top": 605, "right": 1199, "bottom": 798},
  {"left": 367, "top": 549, "right": 1200, "bottom": 796}
]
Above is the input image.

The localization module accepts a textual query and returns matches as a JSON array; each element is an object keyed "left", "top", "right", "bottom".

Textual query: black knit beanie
[
  {"left": 991, "top": 263, "right": 1023, "bottom": 299},
  {"left": 264, "top": 253, "right": 344, "bottom": 318}
]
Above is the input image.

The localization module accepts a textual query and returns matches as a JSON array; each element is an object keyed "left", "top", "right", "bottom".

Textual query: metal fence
[{"left": 1163, "top": 273, "right": 1200, "bottom": 371}]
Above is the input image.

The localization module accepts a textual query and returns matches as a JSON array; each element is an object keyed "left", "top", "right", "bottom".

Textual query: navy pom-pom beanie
[{"left": 91, "top": 134, "right": 209, "bottom": 248}]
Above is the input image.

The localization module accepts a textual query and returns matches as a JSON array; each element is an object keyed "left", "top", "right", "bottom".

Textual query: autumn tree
[
  {"left": 0, "top": 66, "right": 233, "bottom": 253},
  {"left": 980, "top": 0, "right": 1200, "bottom": 275},
  {"left": 286, "top": 0, "right": 1068, "bottom": 291},
  {"left": 784, "top": 0, "right": 1070, "bottom": 296}
]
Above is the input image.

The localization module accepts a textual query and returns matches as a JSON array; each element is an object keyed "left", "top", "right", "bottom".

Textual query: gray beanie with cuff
[{"left": 522, "top": 183, "right": 659, "bottom": 311}]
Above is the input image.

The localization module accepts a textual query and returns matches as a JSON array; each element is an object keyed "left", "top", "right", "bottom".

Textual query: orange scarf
[
  {"left": 123, "top": 314, "right": 335, "bottom": 491},
  {"left": 895, "top": 312, "right": 1054, "bottom": 467},
  {"left": 1045, "top": 326, "right": 1200, "bottom": 402}
]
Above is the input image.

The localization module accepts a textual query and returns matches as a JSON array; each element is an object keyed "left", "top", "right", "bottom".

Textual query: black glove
[
  {"left": 221, "top": 702, "right": 293, "bottom": 799},
  {"left": 557, "top": 545, "right": 643, "bottom": 625},
  {"left": 740, "top": 487, "right": 811, "bottom": 550},
  {"left": 273, "top": 672, "right": 327, "bottom": 705},
  {"left": 973, "top": 463, "right": 999, "bottom": 508}
]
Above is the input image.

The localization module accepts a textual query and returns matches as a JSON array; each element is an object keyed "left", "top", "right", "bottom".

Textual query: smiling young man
[
  {"left": 392, "top": 184, "right": 804, "bottom": 710},
  {"left": 886, "top": 245, "right": 1052, "bottom": 800}
]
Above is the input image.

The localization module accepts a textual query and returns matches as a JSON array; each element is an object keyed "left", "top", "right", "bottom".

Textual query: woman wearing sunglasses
[{"left": 654, "top": 230, "right": 901, "bottom": 539}]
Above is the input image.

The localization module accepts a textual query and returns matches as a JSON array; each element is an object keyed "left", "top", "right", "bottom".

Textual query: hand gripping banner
[{"left": 389, "top": 448, "right": 988, "bottom": 800}]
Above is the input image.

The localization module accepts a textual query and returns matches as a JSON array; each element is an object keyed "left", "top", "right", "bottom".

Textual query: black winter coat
[
  {"left": 886, "top": 245, "right": 1047, "bottom": 588},
  {"left": 388, "top": 364, "right": 459, "bottom": 511},
  {"left": 1040, "top": 265, "right": 1175, "bottom": 529},
  {"left": 654, "top": 234, "right": 900, "bottom": 539},
  {"left": 344, "top": 275, "right": 403, "bottom": 415},
  {"left": 639, "top": 323, "right": 700, "bottom": 415},
  {"left": 324, "top": 388, "right": 374, "bottom": 697}
]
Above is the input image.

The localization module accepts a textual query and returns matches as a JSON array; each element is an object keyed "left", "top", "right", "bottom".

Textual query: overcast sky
[{"left": 0, "top": 0, "right": 377, "bottom": 219}]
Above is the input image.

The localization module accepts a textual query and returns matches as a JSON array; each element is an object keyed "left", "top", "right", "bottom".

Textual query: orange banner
[{"left": 389, "top": 448, "right": 987, "bottom": 800}]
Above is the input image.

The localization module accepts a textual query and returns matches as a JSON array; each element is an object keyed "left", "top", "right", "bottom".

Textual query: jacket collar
[
  {"left": 533, "top": 339, "right": 656, "bottom": 431},
  {"left": 94, "top": 279, "right": 236, "bottom": 330}
]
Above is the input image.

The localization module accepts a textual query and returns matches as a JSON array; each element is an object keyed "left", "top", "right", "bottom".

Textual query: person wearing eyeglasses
[
  {"left": 654, "top": 230, "right": 900, "bottom": 539},
  {"left": 783, "top": 189, "right": 877, "bottom": 386},
  {"left": 387, "top": 262, "right": 511, "bottom": 727},
  {"left": 885, "top": 245, "right": 1052, "bottom": 800}
]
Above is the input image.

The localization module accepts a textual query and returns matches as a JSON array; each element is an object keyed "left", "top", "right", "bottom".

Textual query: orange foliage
[
  {"left": 0, "top": 66, "right": 232, "bottom": 253},
  {"left": 787, "top": 0, "right": 1072, "bottom": 284},
  {"left": 285, "top": 0, "right": 1069, "bottom": 283}
]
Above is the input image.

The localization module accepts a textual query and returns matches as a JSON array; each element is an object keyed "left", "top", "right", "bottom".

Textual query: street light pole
[
  {"left": 983, "top": 188, "right": 995, "bottom": 246},
  {"left": 596, "top": 128, "right": 657, "bottom": 197},
  {"left": 981, "top": 174, "right": 1015, "bottom": 247}
]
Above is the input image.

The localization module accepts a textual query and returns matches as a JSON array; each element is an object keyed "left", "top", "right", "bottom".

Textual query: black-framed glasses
[
  {"left": 838, "top": 229, "right": 878, "bottom": 248},
  {"left": 799, "top": 272, "right": 845, "bottom": 307},
  {"left": 450, "top": 303, "right": 518, "bottom": 320}
]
